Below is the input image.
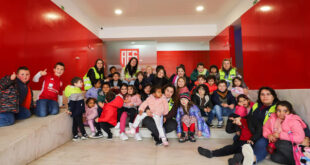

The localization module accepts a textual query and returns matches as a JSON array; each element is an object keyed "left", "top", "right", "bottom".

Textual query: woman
[
  {"left": 142, "top": 84, "right": 179, "bottom": 145},
  {"left": 241, "top": 87, "right": 279, "bottom": 164},
  {"left": 169, "top": 64, "right": 191, "bottom": 90},
  {"left": 84, "top": 59, "right": 105, "bottom": 91},
  {"left": 219, "top": 59, "right": 243, "bottom": 87},
  {"left": 121, "top": 57, "right": 139, "bottom": 85}
]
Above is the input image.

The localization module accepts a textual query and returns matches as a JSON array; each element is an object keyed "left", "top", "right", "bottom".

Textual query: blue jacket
[
  {"left": 176, "top": 105, "right": 210, "bottom": 137},
  {"left": 211, "top": 90, "right": 236, "bottom": 106}
]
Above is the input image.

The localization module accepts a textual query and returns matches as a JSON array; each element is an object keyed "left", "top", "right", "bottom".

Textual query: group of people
[{"left": 0, "top": 57, "right": 309, "bottom": 165}]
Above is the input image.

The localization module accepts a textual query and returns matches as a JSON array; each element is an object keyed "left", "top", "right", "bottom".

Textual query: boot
[{"left": 188, "top": 131, "right": 196, "bottom": 142}]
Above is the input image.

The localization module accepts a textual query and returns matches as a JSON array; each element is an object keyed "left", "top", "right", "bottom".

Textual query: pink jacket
[
  {"left": 85, "top": 104, "right": 98, "bottom": 120},
  {"left": 138, "top": 95, "right": 169, "bottom": 116},
  {"left": 235, "top": 102, "right": 254, "bottom": 117},
  {"left": 123, "top": 94, "right": 142, "bottom": 108},
  {"left": 263, "top": 113, "right": 307, "bottom": 144}
]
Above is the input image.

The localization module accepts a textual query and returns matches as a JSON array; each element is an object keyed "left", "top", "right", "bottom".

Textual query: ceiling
[{"left": 71, "top": 0, "right": 242, "bottom": 27}]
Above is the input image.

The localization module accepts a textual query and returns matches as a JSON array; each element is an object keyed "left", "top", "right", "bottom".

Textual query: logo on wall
[{"left": 120, "top": 49, "right": 139, "bottom": 67}]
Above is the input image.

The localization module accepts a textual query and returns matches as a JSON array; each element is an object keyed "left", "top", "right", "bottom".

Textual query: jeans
[
  {"left": 253, "top": 137, "right": 269, "bottom": 163},
  {"left": 207, "top": 105, "right": 234, "bottom": 124},
  {"left": 35, "top": 99, "right": 59, "bottom": 117},
  {"left": 0, "top": 106, "right": 31, "bottom": 127},
  {"left": 122, "top": 80, "right": 135, "bottom": 85}
]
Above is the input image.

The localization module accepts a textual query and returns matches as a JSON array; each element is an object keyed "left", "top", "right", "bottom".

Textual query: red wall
[
  {"left": 209, "top": 26, "right": 236, "bottom": 69},
  {"left": 241, "top": 0, "right": 310, "bottom": 89},
  {"left": 157, "top": 51, "right": 210, "bottom": 77},
  {"left": 0, "top": 0, "right": 105, "bottom": 90}
]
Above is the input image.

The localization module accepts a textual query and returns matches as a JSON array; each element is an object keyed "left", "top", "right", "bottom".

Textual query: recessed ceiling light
[
  {"left": 115, "top": 9, "right": 122, "bottom": 15},
  {"left": 260, "top": 6, "right": 272, "bottom": 12},
  {"left": 196, "top": 6, "right": 204, "bottom": 12},
  {"left": 131, "top": 42, "right": 136, "bottom": 44},
  {"left": 44, "top": 13, "right": 60, "bottom": 20}
]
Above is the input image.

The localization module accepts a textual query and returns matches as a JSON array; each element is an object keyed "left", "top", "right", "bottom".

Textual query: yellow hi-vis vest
[
  {"left": 219, "top": 68, "right": 237, "bottom": 83},
  {"left": 251, "top": 103, "right": 276, "bottom": 125},
  {"left": 83, "top": 67, "right": 103, "bottom": 91}
]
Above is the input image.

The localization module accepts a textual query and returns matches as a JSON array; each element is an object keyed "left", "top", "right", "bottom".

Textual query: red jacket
[{"left": 98, "top": 95, "right": 124, "bottom": 126}]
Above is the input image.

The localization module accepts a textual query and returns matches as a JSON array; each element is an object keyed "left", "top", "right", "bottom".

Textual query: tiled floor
[{"left": 30, "top": 138, "right": 278, "bottom": 165}]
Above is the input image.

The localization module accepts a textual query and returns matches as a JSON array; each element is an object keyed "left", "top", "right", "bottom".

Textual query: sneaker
[
  {"left": 155, "top": 139, "right": 163, "bottom": 146},
  {"left": 72, "top": 135, "right": 80, "bottom": 141},
  {"left": 188, "top": 132, "right": 196, "bottom": 142},
  {"left": 228, "top": 153, "right": 244, "bottom": 165},
  {"left": 134, "top": 133, "right": 142, "bottom": 141},
  {"left": 107, "top": 133, "right": 113, "bottom": 140},
  {"left": 89, "top": 132, "right": 96, "bottom": 138},
  {"left": 161, "top": 138, "right": 169, "bottom": 146},
  {"left": 114, "top": 122, "right": 120, "bottom": 129},
  {"left": 207, "top": 122, "right": 214, "bottom": 128},
  {"left": 197, "top": 147, "right": 213, "bottom": 158},
  {"left": 126, "top": 127, "right": 136, "bottom": 135},
  {"left": 94, "top": 131, "right": 104, "bottom": 138},
  {"left": 81, "top": 134, "right": 88, "bottom": 140},
  {"left": 242, "top": 144, "right": 254, "bottom": 165},
  {"left": 120, "top": 133, "right": 129, "bottom": 141},
  {"left": 217, "top": 121, "right": 224, "bottom": 128}
]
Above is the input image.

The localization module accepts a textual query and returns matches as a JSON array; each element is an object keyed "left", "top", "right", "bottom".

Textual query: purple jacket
[{"left": 85, "top": 87, "right": 99, "bottom": 99}]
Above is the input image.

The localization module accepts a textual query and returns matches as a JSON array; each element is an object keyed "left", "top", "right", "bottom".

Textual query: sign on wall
[{"left": 120, "top": 49, "right": 139, "bottom": 67}]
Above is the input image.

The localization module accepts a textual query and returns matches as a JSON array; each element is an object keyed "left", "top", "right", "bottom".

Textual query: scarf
[{"left": 216, "top": 90, "right": 228, "bottom": 99}]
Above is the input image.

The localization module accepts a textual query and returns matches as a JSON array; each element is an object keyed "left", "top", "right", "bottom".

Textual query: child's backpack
[{"left": 289, "top": 131, "right": 306, "bottom": 165}]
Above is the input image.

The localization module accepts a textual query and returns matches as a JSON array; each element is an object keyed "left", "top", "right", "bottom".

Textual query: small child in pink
[
  {"left": 234, "top": 94, "right": 253, "bottom": 117},
  {"left": 85, "top": 98, "right": 98, "bottom": 138}
]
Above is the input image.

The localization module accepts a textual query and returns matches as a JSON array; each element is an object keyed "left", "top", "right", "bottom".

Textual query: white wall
[{"left": 157, "top": 41, "right": 210, "bottom": 51}]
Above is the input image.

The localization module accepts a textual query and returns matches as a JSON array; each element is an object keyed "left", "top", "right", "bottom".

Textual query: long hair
[
  {"left": 163, "top": 84, "right": 178, "bottom": 103},
  {"left": 180, "top": 100, "right": 194, "bottom": 115},
  {"left": 94, "top": 59, "right": 104, "bottom": 74},
  {"left": 257, "top": 86, "right": 279, "bottom": 105},
  {"left": 124, "top": 57, "right": 138, "bottom": 77},
  {"left": 196, "top": 84, "right": 210, "bottom": 96},
  {"left": 128, "top": 85, "right": 138, "bottom": 96}
]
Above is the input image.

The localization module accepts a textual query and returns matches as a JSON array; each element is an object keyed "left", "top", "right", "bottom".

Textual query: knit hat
[{"left": 180, "top": 92, "right": 191, "bottom": 101}]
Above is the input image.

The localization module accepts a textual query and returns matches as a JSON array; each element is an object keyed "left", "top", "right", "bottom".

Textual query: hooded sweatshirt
[{"left": 138, "top": 95, "right": 169, "bottom": 116}]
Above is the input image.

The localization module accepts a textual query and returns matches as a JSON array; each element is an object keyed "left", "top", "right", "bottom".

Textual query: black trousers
[
  {"left": 271, "top": 140, "right": 295, "bottom": 165},
  {"left": 72, "top": 115, "right": 86, "bottom": 136},
  {"left": 100, "top": 122, "right": 114, "bottom": 136},
  {"left": 117, "top": 107, "right": 137, "bottom": 123},
  {"left": 95, "top": 107, "right": 103, "bottom": 133},
  {"left": 142, "top": 117, "right": 177, "bottom": 141},
  {"left": 212, "top": 140, "right": 247, "bottom": 157}
]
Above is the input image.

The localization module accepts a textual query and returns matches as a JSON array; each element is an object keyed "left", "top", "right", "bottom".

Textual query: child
[
  {"left": 95, "top": 92, "right": 124, "bottom": 139},
  {"left": 191, "top": 75, "right": 207, "bottom": 94},
  {"left": 85, "top": 79, "right": 101, "bottom": 99},
  {"left": 231, "top": 77, "right": 248, "bottom": 97},
  {"left": 209, "top": 80, "right": 236, "bottom": 128},
  {"left": 115, "top": 83, "right": 128, "bottom": 129},
  {"left": 134, "top": 71, "right": 146, "bottom": 94},
  {"left": 198, "top": 113, "right": 262, "bottom": 164},
  {"left": 118, "top": 85, "right": 142, "bottom": 140},
  {"left": 151, "top": 66, "right": 169, "bottom": 88},
  {"left": 95, "top": 82, "right": 111, "bottom": 138},
  {"left": 107, "top": 66, "right": 116, "bottom": 80},
  {"left": 141, "top": 84, "right": 151, "bottom": 101},
  {"left": 177, "top": 77, "right": 189, "bottom": 94},
  {"left": 109, "top": 72, "right": 122, "bottom": 94},
  {"left": 235, "top": 94, "right": 254, "bottom": 117},
  {"left": 176, "top": 93, "right": 210, "bottom": 143},
  {"left": 209, "top": 65, "right": 220, "bottom": 81},
  {"left": 190, "top": 63, "right": 209, "bottom": 85},
  {"left": 191, "top": 84, "right": 213, "bottom": 126},
  {"left": 85, "top": 98, "right": 98, "bottom": 138},
  {"left": 144, "top": 66, "right": 155, "bottom": 84},
  {"left": 206, "top": 75, "right": 218, "bottom": 94},
  {"left": 33, "top": 62, "right": 65, "bottom": 117},
  {"left": 263, "top": 101, "right": 307, "bottom": 165},
  {"left": 128, "top": 86, "right": 169, "bottom": 146},
  {"left": 64, "top": 77, "right": 88, "bottom": 141}
]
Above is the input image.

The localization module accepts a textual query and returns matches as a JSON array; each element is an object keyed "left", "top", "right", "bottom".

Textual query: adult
[
  {"left": 142, "top": 84, "right": 179, "bottom": 145},
  {"left": 84, "top": 59, "right": 105, "bottom": 91},
  {"left": 246, "top": 87, "right": 279, "bottom": 163},
  {"left": 169, "top": 64, "right": 191, "bottom": 90},
  {"left": 219, "top": 59, "right": 243, "bottom": 87},
  {"left": 151, "top": 65, "right": 169, "bottom": 88},
  {"left": 0, "top": 67, "right": 33, "bottom": 127},
  {"left": 121, "top": 57, "right": 139, "bottom": 85}
]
